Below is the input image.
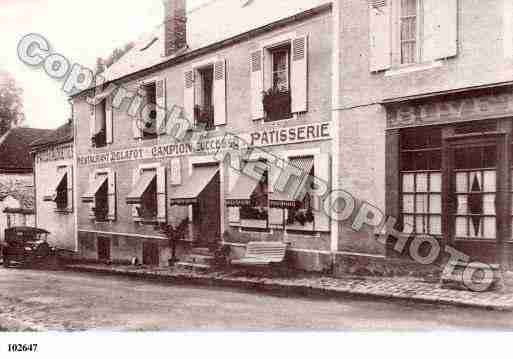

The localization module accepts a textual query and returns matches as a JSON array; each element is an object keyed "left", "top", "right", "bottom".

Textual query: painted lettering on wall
[{"left": 78, "top": 122, "right": 331, "bottom": 166}]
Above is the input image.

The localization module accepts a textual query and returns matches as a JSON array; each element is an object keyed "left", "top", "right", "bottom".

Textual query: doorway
[
  {"left": 193, "top": 170, "right": 221, "bottom": 247},
  {"left": 97, "top": 236, "right": 111, "bottom": 262},
  {"left": 143, "top": 242, "right": 160, "bottom": 266}
]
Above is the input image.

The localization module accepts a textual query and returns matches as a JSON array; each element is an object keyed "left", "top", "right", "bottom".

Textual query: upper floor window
[
  {"left": 369, "top": 0, "right": 457, "bottom": 72},
  {"left": 194, "top": 65, "right": 215, "bottom": 131},
  {"left": 400, "top": 0, "right": 418, "bottom": 64},
  {"left": 91, "top": 102, "right": 107, "bottom": 148},
  {"left": 142, "top": 82, "right": 158, "bottom": 139},
  {"left": 250, "top": 35, "right": 308, "bottom": 121},
  {"left": 43, "top": 165, "right": 73, "bottom": 213}
]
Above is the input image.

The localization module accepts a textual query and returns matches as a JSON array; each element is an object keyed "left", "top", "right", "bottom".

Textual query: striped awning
[
  {"left": 126, "top": 171, "right": 156, "bottom": 205},
  {"left": 43, "top": 171, "right": 67, "bottom": 202},
  {"left": 81, "top": 174, "right": 108, "bottom": 203},
  {"left": 170, "top": 166, "right": 219, "bottom": 206},
  {"left": 226, "top": 173, "right": 261, "bottom": 207},
  {"left": 270, "top": 157, "right": 314, "bottom": 208}
]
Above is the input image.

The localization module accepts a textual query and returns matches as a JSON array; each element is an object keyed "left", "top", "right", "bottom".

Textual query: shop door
[
  {"left": 142, "top": 242, "right": 160, "bottom": 266},
  {"left": 447, "top": 134, "right": 505, "bottom": 243},
  {"left": 97, "top": 237, "right": 111, "bottom": 261},
  {"left": 194, "top": 171, "right": 221, "bottom": 246}
]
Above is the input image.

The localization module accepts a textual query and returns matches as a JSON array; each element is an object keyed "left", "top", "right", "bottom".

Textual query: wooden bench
[{"left": 231, "top": 242, "right": 288, "bottom": 266}]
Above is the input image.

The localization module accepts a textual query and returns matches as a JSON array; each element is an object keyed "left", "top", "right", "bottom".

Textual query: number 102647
[{"left": 8, "top": 344, "right": 38, "bottom": 352}]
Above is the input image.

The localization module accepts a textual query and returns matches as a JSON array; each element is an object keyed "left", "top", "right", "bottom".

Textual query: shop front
[{"left": 384, "top": 84, "right": 513, "bottom": 268}]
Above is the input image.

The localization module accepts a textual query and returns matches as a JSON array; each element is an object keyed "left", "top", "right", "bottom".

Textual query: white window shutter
[
  {"left": 423, "top": 0, "right": 458, "bottom": 62},
  {"left": 132, "top": 110, "right": 142, "bottom": 139},
  {"left": 184, "top": 70, "right": 195, "bottom": 125},
  {"left": 250, "top": 49, "right": 264, "bottom": 120},
  {"left": 157, "top": 166, "right": 167, "bottom": 223},
  {"left": 314, "top": 153, "right": 330, "bottom": 232},
  {"left": 156, "top": 78, "right": 167, "bottom": 134},
  {"left": 170, "top": 158, "right": 182, "bottom": 185},
  {"left": 214, "top": 59, "right": 227, "bottom": 126},
  {"left": 291, "top": 35, "right": 308, "bottom": 113},
  {"left": 132, "top": 169, "right": 141, "bottom": 219},
  {"left": 66, "top": 166, "right": 73, "bottom": 212},
  {"left": 369, "top": 0, "right": 391, "bottom": 72},
  {"left": 106, "top": 96, "right": 113, "bottom": 144},
  {"left": 108, "top": 170, "right": 116, "bottom": 221}
]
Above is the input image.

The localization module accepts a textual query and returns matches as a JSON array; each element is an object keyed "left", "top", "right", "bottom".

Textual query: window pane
[
  {"left": 483, "top": 194, "right": 496, "bottom": 215},
  {"left": 416, "top": 173, "right": 428, "bottom": 192},
  {"left": 402, "top": 174, "right": 415, "bottom": 193},
  {"left": 416, "top": 194, "right": 428, "bottom": 213},
  {"left": 456, "top": 173, "right": 468, "bottom": 193},
  {"left": 416, "top": 215, "right": 427, "bottom": 234},
  {"left": 430, "top": 173, "right": 441, "bottom": 192},
  {"left": 483, "top": 170, "right": 496, "bottom": 192},
  {"left": 402, "top": 195, "right": 415, "bottom": 213},
  {"left": 429, "top": 215, "right": 442, "bottom": 235},
  {"left": 429, "top": 194, "right": 441, "bottom": 214},
  {"left": 457, "top": 195, "right": 468, "bottom": 214}
]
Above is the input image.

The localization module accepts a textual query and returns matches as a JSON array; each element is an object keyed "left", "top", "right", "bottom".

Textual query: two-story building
[
  {"left": 72, "top": 0, "right": 335, "bottom": 270},
  {"left": 332, "top": 0, "right": 513, "bottom": 272}
]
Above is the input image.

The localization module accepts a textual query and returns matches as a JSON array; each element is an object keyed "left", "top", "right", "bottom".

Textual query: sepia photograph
[{"left": 1, "top": 0, "right": 513, "bottom": 356}]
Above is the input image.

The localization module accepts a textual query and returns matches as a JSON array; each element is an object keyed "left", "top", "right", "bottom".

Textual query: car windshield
[{"left": 12, "top": 231, "right": 47, "bottom": 242}]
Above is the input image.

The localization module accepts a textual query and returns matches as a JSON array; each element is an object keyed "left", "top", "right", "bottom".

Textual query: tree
[{"left": 0, "top": 71, "right": 24, "bottom": 135}]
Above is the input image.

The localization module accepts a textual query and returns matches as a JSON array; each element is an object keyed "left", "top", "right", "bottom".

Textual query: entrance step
[
  {"left": 183, "top": 254, "right": 216, "bottom": 266},
  {"left": 191, "top": 247, "right": 214, "bottom": 256},
  {"left": 175, "top": 262, "right": 211, "bottom": 273}
]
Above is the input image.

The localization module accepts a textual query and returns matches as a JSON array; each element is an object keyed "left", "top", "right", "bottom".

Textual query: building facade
[
  {"left": 72, "top": 0, "right": 335, "bottom": 269},
  {"left": 32, "top": 121, "right": 75, "bottom": 251},
  {"left": 334, "top": 0, "right": 513, "bottom": 271}
]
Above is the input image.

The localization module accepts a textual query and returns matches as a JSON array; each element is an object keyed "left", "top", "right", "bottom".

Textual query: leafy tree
[{"left": 0, "top": 71, "right": 24, "bottom": 135}]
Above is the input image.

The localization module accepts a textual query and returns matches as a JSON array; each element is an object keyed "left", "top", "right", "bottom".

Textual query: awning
[
  {"left": 170, "top": 166, "right": 219, "bottom": 206},
  {"left": 226, "top": 173, "right": 261, "bottom": 207},
  {"left": 43, "top": 171, "right": 67, "bottom": 202},
  {"left": 270, "top": 157, "right": 314, "bottom": 208},
  {"left": 126, "top": 171, "right": 156, "bottom": 205},
  {"left": 81, "top": 174, "right": 108, "bottom": 203}
]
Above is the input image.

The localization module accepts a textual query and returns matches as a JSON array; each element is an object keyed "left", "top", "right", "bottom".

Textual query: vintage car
[{"left": 1, "top": 227, "right": 52, "bottom": 267}]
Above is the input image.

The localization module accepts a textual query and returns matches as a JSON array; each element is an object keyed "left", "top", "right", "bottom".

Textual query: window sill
[
  {"left": 384, "top": 60, "right": 443, "bottom": 77},
  {"left": 55, "top": 209, "right": 73, "bottom": 215}
]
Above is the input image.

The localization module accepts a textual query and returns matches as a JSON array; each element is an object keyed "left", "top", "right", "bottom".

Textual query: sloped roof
[
  {"left": 102, "top": 0, "right": 331, "bottom": 83},
  {"left": 31, "top": 120, "right": 73, "bottom": 150},
  {"left": 0, "top": 127, "right": 53, "bottom": 173}
]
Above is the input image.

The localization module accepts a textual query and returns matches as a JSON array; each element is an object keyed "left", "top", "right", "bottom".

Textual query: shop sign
[
  {"left": 78, "top": 122, "right": 331, "bottom": 166},
  {"left": 36, "top": 144, "right": 74, "bottom": 163}
]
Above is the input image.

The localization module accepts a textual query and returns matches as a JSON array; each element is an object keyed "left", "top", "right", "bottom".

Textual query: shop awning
[
  {"left": 226, "top": 173, "right": 261, "bottom": 207},
  {"left": 170, "top": 166, "right": 219, "bottom": 206},
  {"left": 81, "top": 174, "right": 108, "bottom": 203},
  {"left": 270, "top": 157, "right": 314, "bottom": 208},
  {"left": 43, "top": 171, "right": 67, "bottom": 202},
  {"left": 126, "top": 171, "right": 156, "bottom": 205}
]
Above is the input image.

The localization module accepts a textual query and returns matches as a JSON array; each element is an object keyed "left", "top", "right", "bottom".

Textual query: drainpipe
[{"left": 330, "top": 0, "right": 342, "bottom": 272}]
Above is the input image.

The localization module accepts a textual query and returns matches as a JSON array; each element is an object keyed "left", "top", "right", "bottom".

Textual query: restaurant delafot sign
[{"left": 78, "top": 122, "right": 331, "bottom": 166}]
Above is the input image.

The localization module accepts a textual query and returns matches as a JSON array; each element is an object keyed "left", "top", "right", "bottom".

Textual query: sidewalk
[{"left": 66, "top": 263, "right": 513, "bottom": 311}]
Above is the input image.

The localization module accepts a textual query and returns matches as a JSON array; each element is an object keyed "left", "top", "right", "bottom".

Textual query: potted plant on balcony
[
  {"left": 92, "top": 206, "right": 108, "bottom": 221},
  {"left": 194, "top": 105, "right": 215, "bottom": 130},
  {"left": 91, "top": 128, "right": 106, "bottom": 147},
  {"left": 262, "top": 87, "right": 291, "bottom": 122}
]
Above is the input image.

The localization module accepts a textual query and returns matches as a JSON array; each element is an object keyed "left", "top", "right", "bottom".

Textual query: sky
[{"left": 0, "top": 0, "right": 207, "bottom": 129}]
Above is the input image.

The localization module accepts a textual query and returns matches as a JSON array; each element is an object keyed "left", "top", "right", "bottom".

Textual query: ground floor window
[{"left": 397, "top": 119, "right": 505, "bottom": 242}]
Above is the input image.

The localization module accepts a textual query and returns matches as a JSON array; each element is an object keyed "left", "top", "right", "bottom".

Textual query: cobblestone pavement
[{"left": 67, "top": 263, "right": 513, "bottom": 311}]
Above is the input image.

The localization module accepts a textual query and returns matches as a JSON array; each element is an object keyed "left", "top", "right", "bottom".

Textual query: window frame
[
  {"left": 141, "top": 80, "right": 159, "bottom": 140},
  {"left": 394, "top": 0, "right": 424, "bottom": 66}
]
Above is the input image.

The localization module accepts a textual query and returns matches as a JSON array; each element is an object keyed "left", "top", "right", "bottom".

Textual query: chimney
[{"left": 163, "top": 0, "right": 187, "bottom": 56}]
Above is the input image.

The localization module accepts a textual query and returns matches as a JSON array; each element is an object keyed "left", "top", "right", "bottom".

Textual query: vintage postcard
[{"left": 1, "top": 0, "right": 512, "bottom": 356}]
